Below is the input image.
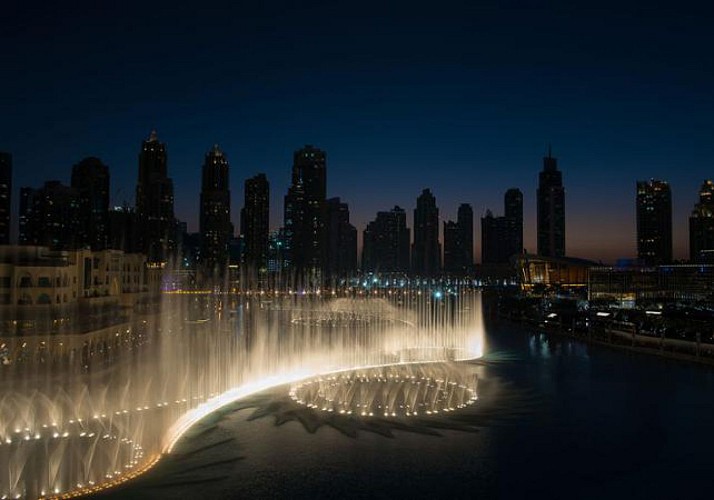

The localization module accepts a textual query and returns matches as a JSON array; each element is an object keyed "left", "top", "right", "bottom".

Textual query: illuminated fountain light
[
  {"left": 0, "top": 287, "right": 485, "bottom": 499},
  {"left": 290, "top": 363, "right": 478, "bottom": 418}
]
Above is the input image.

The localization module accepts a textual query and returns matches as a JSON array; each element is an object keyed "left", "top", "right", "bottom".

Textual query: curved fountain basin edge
[{"left": 55, "top": 350, "right": 482, "bottom": 499}]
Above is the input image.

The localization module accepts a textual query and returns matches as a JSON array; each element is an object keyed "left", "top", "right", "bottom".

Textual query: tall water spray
[{"left": 0, "top": 285, "right": 484, "bottom": 498}]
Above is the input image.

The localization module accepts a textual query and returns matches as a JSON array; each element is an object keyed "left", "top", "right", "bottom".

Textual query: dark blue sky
[{"left": 1, "top": 0, "right": 713, "bottom": 262}]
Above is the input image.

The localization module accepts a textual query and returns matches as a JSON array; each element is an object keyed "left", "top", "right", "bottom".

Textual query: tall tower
[
  {"left": 537, "top": 147, "right": 565, "bottom": 257},
  {"left": 0, "top": 152, "right": 11, "bottom": 244},
  {"left": 241, "top": 173, "right": 270, "bottom": 282},
  {"left": 443, "top": 203, "right": 473, "bottom": 276},
  {"left": 200, "top": 145, "right": 232, "bottom": 277},
  {"left": 326, "top": 197, "right": 357, "bottom": 279},
  {"left": 71, "top": 157, "right": 110, "bottom": 250},
  {"left": 504, "top": 188, "right": 523, "bottom": 256},
  {"left": 135, "top": 130, "right": 175, "bottom": 263},
  {"left": 283, "top": 145, "right": 327, "bottom": 284},
  {"left": 636, "top": 179, "right": 672, "bottom": 265},
  {"left": 689, "top": 180, "right": 714, "bottom": 262},
  {"left": 412, "top": 189, "right": 441, "bottom": 277}
]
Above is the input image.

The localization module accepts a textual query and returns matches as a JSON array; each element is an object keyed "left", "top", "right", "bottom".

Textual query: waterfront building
[
  {"left": 589, "top": 263, "right": 714, "bottom": 306},
  {"left": 636, "top": 179, "right": 672, "bottom": 265},
  {"left": 689, "top": 180, "right": 714, "bottom": 262},
  {"left": 0, "top": 245, "right": 148, "bottom": 335}
]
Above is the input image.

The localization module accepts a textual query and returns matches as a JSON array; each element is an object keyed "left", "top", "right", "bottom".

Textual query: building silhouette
[
  {"left": 481, "top": 189, "right": 523, "bottom": 265},
  {"left": 283, "top": 145, "right": 327, "bottom": 284},
  {"left": 19, "top": 181, "right": 80, "bottom": 250},
  {"left": 71, "top": 157, "right": 110, "bottom": 250},
  {"left": 0, "top": 152, "right": 11, "bottom": 244},
  {"left": 326, "top": 197, "right": 357, "bottom": 279},
  {"left": 504, "top": 188, "right": 523, "bottom": 255},
  {"left": 199, "top": 145, "right": 232, "bottom": 277},
  {"left": 443, "top": 203, "right": 473, "bottom": 276},
  {"left": 537, "top": 148, "right": 565, "bottom": 257},
  {"left": 135, "top": 130, "right": 175, "bottom": 263},
  {"left": 109, "top": 206, "right": 140, "bottom": 253},
  {"left": 362, "top": 206, "right": 410, "bottom": 273},
  {"left": 412, "top": 189, "right": 441, "bottom": 276},
  {"left": 689, "top": 180, "right": 714, "bottom": 262},
  {"left": 241, "top": 173, "right": 270, "bottom": 283},
  {"left": 636, "top": 179, "right": 672, "bottom": 265}
]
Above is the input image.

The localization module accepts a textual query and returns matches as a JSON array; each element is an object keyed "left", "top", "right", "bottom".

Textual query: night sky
[{"left": 1, "top": 0, "right": 713, "bottom": 263}]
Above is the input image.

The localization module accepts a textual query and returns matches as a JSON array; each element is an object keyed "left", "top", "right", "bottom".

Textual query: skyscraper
[
  {"left": 19, "top": 181, "right": 80, "bottom": 250},
  {"left": 504, "top": 188, "right": 523, "bottom": 255},
  {"left": 109, "top": 205, "right": 140, "bottom": 253},
  {"left": 199, "top": 145, "right": 232, "bottom": 277},
  {"left": 443, "top": 203, "right": 473, "bottom": 276},
  {"left": 689, "top": 180, "right": 714, "bottom": 262},
  {"left": 636, "top": 179, "right": 672, "bottom": 265},
  {"left": 283, "top": 145, "right": 327, "bottom": 284},
  {"left": 537, "top": 148, "right": 565, "bottom": 257},
  {"left": 481, "top": 189, "right": 524, "bottom": 265},
  {"left": 0, "top": 153, "right": 11, "bottom": 244},
  {"left": 135, "top": 130, "right": 175, "bottom": 263},
  {"left": 326, "top": 197, "right": 357, "bottom": 279},
  {"left": 362, "top": 206, "right": 410, "bottom": 273},
  {"left": 412, "top": 189, "right": 441, "bottom": 277},
  {"left": 241, "top": 173, "right": 270, "bottom": 280},
  {"left": 71, "top": 157, "right": 110, "bottom": 250}
]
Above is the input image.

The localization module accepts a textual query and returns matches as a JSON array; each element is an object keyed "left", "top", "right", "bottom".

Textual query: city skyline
[
  {"left": 2, "top": 1, "right": 713, "bottom": 263},
  {"left": 3, "top": 137, "right": 711, "bottom": 265}
]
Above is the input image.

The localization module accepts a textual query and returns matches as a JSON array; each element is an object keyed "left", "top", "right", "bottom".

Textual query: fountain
[{"left": 0, "top": 286, "right": 484, "bottom": 498}]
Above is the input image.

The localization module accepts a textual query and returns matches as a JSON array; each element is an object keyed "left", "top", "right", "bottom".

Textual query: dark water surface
[{"left": 103, "top": 322, "right": 714, "bottom": 499}]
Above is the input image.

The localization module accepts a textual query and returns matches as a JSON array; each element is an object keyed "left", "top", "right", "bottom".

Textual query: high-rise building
[
  {"left": 0, "top": 153, "right": 11, "bottom": 244},
  {"left": 689, "top": 180, "right": 714, "bottom": 262},
  {"left": 481, "top": 189, "right": 523, "bottom": 265},
  {"left": 267, "top": 228, "right": 290, "bottom": 274},
  {"left": 362, "top": 206, "right": 410, "bottom": 273},
  {"left": 241, "top": 173, "right": 270, "bottom": 281},
  {"left": 283, "top": 145, "right": 327, "bottom": 283},
  {"left": 109, "top": 205, "right": 140, "bottom": 253},
  {"left": 135, "top": 130, "right": 175, "bottom": 263},
  {"left": 636, "top": 179, "right": 672, "bottom": 265},
  {"left": 199, "top": 145, "right": 232, "bottom": 276},
  {"left": 19, "top": 181, "right": 80, "bottom": 250},
  {"left": 537, "top": 148, "right": 565, "bottom": 257},
  {"left": 326, "top": 197, "right": 357, "bottom": 279},
  {"left": 443, "top": 203, "right": 473, "bottom": 276},
  {"left": 504, "top": 188, "right": 523, "bottom": 255},
  {"left": 412, "top": 189, "right": 441, "bottom": 276},
  {"left": 71, "top": 157, "right": 110, "bottom": 250}
]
